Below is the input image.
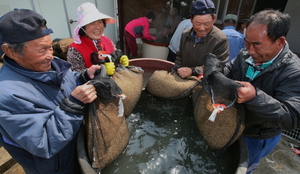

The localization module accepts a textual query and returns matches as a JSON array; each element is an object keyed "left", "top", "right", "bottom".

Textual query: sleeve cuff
[
  {"left": 191, "top": 67, "right": 197, "bottom": 76},
  {"left": 60, "top": 97, "right": 84, "bottom": 115},
  {"left": 79, "top": 69, "right": 91, "bottom": 84}
]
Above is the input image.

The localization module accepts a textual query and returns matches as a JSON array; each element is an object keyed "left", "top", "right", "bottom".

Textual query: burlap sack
[
  {"left": 85, "top": 98, "right": 129, "bottom": 170},
  {"left": 111, "top": 65, "right": 144, "bottom": 117},
  {"left": 192, "top": 53, "right": 245, "bottom": 157},
  {"left": 85, "top": 66, "right": 130, "bottom": 170},
  {"left": 192, "top": 87, "right": 244, "bottom": 157},
  {"left": 85, "top": 65, "right": 143, "bottom": 170},
  {"left": 146, "top": 70, "right": 200, "bottom": 100},
  {"left": 52, "top": 38, "right": 74, "bottom": 60}
]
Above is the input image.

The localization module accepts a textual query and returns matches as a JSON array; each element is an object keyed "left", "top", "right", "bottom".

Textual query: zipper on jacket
[
  {"left": 55, "top": 153, "right": 61, "bottom": 172},
  {"left": 59, "top": 85, "right": 67, "bottom": 98}
]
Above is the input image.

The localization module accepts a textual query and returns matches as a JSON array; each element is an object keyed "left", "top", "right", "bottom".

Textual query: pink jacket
[{"left": 124, "top": 17, "right": 156, "bottom": 40}]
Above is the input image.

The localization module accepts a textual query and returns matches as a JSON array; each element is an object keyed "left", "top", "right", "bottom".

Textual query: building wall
[
  {"left": 227, "top": 0, "right": 255, "bottom": 23},
  {"left": 118, "top": 0, "right": 176, "bottom": 52},
  {"left": 0, "top": 0, "right": 118, "bottom": 44},
  {"left": 118, "top": 0, "right": 170, "bottom": 43},
  {"left": 118, "top": 0, "right": 256, "bottom": 38},
  {"left": 1, "top": 0, "right": 300, "bottom": 55},
  {"left": 284, "top": 0, "right": 300, "bottom": 55}
]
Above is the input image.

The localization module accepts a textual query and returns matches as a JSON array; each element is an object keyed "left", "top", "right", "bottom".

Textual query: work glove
[
  {"left": 119, "top": 55, "right": 129, "bottom": 67},
  {"left": 104, "top": 62, "right": 115, "bottom": 75}
]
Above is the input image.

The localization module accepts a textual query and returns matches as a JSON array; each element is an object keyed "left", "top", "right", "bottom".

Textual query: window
[{"left": 212, "top": 0, "right": 229, "bottom": 24}]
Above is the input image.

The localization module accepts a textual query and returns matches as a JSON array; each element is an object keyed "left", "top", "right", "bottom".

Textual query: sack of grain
[
  {"left": 85, "top": 65, "right": 130, "bottom": 170},
  {"left": 192, "top": 53, "right": 245, "bottom": 157},
  {"left": 112, "top": 65, "right": 144, "bottom": 117},
  {"left": 146, "top": 70, "right": 200, "bottom": 100}
]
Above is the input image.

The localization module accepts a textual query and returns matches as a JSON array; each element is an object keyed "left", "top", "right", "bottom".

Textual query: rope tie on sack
[{"left": 208, "top": 85, "right": 237, "bottom": 122}]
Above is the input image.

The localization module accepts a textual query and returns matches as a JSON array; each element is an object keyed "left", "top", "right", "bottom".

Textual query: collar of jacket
[
  {"left": 242, "top": 43, "right": 291, "bottom": 80},
  {"left": 187, "top": 26, "right": 215, "bottom": 43},
  {"left": 223, "top": 25, "right": 236, "bottom": 30},
  {"left": 3, "top": 56, "right": 72, "bottom": 85}
]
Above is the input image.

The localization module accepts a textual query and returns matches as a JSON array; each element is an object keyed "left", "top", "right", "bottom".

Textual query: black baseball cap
[
  {"left": 0, "top": 9, "right": 53, "bottom": 44},
  {"left": 190, "top": 0, "right": 215, "bottom": 15}
]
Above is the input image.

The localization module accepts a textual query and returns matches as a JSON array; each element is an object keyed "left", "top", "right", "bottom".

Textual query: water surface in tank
[{"left": 101, "top": 91, "right": 236, "bottom": 174}]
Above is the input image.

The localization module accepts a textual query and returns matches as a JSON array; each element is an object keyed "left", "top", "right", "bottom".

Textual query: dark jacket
[
  {"left": 224, "top": 44, "right": 300, "bottom": 139},
  {"left": 175, "top": 26, "right": 229, "bottom": 75}
]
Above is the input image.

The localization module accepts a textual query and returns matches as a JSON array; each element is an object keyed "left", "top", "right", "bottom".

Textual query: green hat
[{"left": 224, "top": 14, "right": 238, "bottom": 22}]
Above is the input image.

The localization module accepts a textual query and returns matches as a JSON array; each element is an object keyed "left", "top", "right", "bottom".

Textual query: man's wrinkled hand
[
  {"left": 177, "top": 67, "right": 192, "bottom": 78},
  {"left": 236, "top": 81, "right": 256, "bottom": 103},
  {"left": 87, "top": 65, "right": 101, "bottom": 79},
  {"left": 71, "top": 83, "right": 97, "bottom": 104}
]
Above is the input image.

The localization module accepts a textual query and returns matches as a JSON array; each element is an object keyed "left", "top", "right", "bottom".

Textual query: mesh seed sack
[{"left": 146, "top": 70, "right": 200, "bottom": 100}]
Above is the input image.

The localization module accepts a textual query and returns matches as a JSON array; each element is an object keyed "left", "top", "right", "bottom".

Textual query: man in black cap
[
  {"left": 174, "top": 0, "right": 229, "bottom": 78},
  {"left": 0, "top": 9, "right": 100, "bottom": 173}
]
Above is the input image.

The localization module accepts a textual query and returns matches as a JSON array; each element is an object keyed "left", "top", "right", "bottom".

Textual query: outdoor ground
[{"left": 253, "top": 137, "right": 300, "bottom": 174}]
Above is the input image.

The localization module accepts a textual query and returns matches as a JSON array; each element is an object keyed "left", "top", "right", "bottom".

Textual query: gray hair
[
  {"left": 3, "top": 42, "right": 27, "bottom": 55},
  {"left": 247, "top": 9, "right": 291, "bottom": 43}
]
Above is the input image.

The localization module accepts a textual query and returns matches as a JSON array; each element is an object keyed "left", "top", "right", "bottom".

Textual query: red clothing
[
  {"left": 69, "top": 35, "right": 115, "bottom": 68},
  {"left": 124, "top": 30, "right": 138, "bottom": 57},
  {"left": 124, "top": 17, "right": 155, "bottom": 57},
  {"left": 124, "top": 17, "right": 155, "bottom": 40}
]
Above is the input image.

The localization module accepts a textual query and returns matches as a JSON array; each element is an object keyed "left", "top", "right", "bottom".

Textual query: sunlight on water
[{"left": 102, "top": 91, "right": 235, "bottom": 174}]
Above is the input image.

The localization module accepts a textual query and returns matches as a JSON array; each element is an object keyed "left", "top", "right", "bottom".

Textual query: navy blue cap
[
  {"left": 191, "top": 0, "right": 215, "bottom": 15},
  {"left": 0, "top": 9, "right": 53, "bottom": 44}
]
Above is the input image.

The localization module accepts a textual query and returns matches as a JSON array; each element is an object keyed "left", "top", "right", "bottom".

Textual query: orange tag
[
  {"left": 197, "top": 74, "right": 204, "bottom": 80},
  {"left": 212, "top": 104, "right": 227, "bottom": 113},
  {"left": 292, "top": 148, "right": 300, "bottom": 155},
  {"left": 117, "top": 94, "right": 128, "bottom": 100}
]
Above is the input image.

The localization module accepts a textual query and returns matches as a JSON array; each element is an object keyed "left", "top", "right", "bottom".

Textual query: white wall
[
  {"left": 0, "top": 0, "right": 31, "bottom": 14},
  {"left": 284, "top": 0, "right": 300, "bottom": 54},
  {"left": 0, "top": 0, "right": 118, "bottom": 44},
  {"left": 34, "top": 0, "right": 70, "bottom": 40}
]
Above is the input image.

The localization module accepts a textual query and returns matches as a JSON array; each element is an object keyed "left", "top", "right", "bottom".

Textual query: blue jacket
[
  {"left": 0, "top": 56, "right": 84, "bottom": 158},
  {"left": 168, "top": 19, "right": 192, "bottom": 53},
  {"left": 222, "top": 25, "right": 245, "bottom": 62}
]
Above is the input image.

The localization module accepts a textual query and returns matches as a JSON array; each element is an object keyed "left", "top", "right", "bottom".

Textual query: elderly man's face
[
  {"left": 14, "top": 35, "right": 54, "bottom": 72},
  {"left": 244, "top": 23, "right": 284, "bottom": 64},
  {"left": 191, "top": 14, "right": 216, "bottom": 38}
]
